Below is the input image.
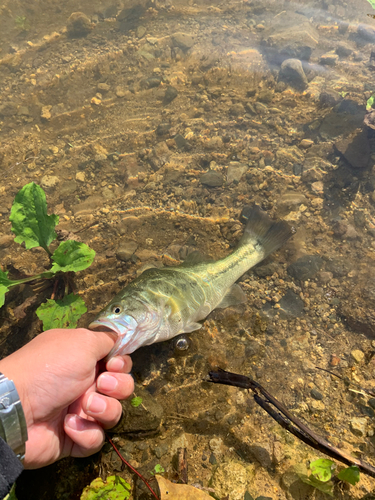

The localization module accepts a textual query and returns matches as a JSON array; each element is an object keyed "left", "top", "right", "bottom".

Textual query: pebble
[
  {"left": 279, "top": 58, "right": 308, "bottom": 89},
  {"left": 329, "top": 354, "right": 340, "bottom": 366},
  {"left": 310, "top": 388, "right": 323, "bottom": 400},
  {"left": 278, "top": 290, "right": 304, "bottom": 317},
  {"left": 0, "top": 235, "right": 14, "bottom": 249},
  {"left": 41, "top": 175, "right": 59, "bottom": 189},
  {"left": 41, "top": 106, "right": 52, "bottom": 121},
  {"left": 66, "top": 12, "right": 92, "bottom": 37},
  {"left": 350, "top": 349, "right": 365, "bottom": 364},
  {"left": 350, "top": 417, "right": 367, "bottom": 437},
  {"left": 76, "top": 171, "right": 86, "bottom": 182},
  {"left": 154, "top": 442, "right": 169, "bottom": 458},
  {"left": 171, "top": 32, "right": 195, "bottom": 51},
  {"left": 319, "top": 51, "right": 339, "bottom": 66},
  {"left": 116, "top": 240, "right": 138, "bottom": 261},
  {"left": 200, "top": 170, "right": 224, "bottom": 187},
  {"left": 115, "top": 87, "right": 132, "bottom": 99},
  {"left": 299, "top": 139, "right": 313, "bottom": 149},
  {"left": 163, "top": 86, "right": 178, "bottom": 105},
  {"left": 227, "top": 162, "right": 248, "bottom": 184}
]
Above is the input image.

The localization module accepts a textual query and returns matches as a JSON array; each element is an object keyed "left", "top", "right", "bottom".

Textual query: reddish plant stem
[{"left": 105, "top": 433, "right": 160, "bottom": 500}]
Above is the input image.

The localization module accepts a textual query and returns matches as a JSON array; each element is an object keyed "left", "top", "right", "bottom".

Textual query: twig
[
  {"left": 177, "top": 448, "right": 188, "bottom": 484},
  {"left": 105, "top": 433, "right": 160, "bottom": 500},
  {"left": 316, "top": 366, "right": 375, "bottom": 398},
  {"left": 208, "top": 369, "right": 375, "bottom": 478}
]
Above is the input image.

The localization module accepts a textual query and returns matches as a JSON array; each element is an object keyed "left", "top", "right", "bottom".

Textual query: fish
[{"left": 89, "top": 206, "right": 292, "bottom": 359}]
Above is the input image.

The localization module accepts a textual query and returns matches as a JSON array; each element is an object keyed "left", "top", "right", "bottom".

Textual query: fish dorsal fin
[
  {"left": 216, "top": 283, "right": 247, "bottom": 308},
  {"left": 180, "top": 250, "right": 212, "bottom": 267}
]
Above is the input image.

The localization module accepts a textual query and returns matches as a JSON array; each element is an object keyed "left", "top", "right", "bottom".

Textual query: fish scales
[{"left": 89, "top": 206, "right": 292, "bottom": 359}]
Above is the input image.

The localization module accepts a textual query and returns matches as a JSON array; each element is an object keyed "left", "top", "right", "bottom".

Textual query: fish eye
[{"left": 112, "top": 305, "right": 122, "bottom": 314}]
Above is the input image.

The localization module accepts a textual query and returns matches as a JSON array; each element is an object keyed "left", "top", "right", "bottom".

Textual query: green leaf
[
  {"left": 4, "top": 484, "right": 18, "bottom": 500},
  {"left": 337, "top": 465, "right": 360, "bottom": 485},
  {"left": 36, "top": 294, "right": 87, "bottom": 330},
  {"left": 154, "top": 464, "right": 165, "bottom": 474},
  {"left": 299, "top": 473, "right": 334, "bottom": 496},
  {"left": 310, "top": 458, "right": 334, "bottom": 482},
  {"left": 366, "top": 0, "right": 375, "bottom": 9},
  {"left": 0, "top": 269, "right": 13, "bottom": 307},
  {"left": 131, "top": 396, "right": 143, "bottom": 408},
  {"left": 51, "top": 241, "right": 96, "bottom": 273},
  {"left": 80, "top": 475, "right": 131, "bottom": 500},
  {"left": 367, "top": 94, "right": 375, "bottom": 111},
  {"left": 9, "top": 182, "right": 59, "bottom": 253}
]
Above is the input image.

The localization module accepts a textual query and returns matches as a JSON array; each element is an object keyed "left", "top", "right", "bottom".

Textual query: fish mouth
[{"left": 89, "top": 318, "right": 122, "bottom": 338}]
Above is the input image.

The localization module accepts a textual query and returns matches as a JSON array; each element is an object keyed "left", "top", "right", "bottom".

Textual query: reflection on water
[{"left": 2, "top": 0, "right": 375, "bottom": 498}]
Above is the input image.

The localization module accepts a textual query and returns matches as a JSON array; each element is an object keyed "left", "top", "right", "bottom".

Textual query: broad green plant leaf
[
  {"left": 0, "top": 269, "right": 14, "bottom": 307},
  {"left": 337, "top": 465, "right": 360, "bottom": 485},
  {"left": 51, "top": 241, "right": 96, "bottom": 273},
  {"left": 130, "top": 396, "right": 143, "bottom": 408},
  {"left": 310, "top": 458, "right": 334, "bottom": 482},
  {"left": 80, "top": 476, "right": 131, "bottom": 500},
  {"left": 298, "top": 473, "right": 334, "bottom": 497},
  {"left": 36, "top": 294, "right": 87, "bottom": 330},
  {"left": 10, "top": 182, "right": 59, "bottom": 253},
  {"left": 366, "top": 0, "right": 375, "bottom": 9}
]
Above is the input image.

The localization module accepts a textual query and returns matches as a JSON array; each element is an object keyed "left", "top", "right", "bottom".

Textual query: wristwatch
[{"left": 0, "top": 373, "right": 28, "bottom": 461}]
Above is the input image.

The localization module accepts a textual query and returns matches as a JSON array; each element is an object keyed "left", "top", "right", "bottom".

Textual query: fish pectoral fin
[
  {"left": 216, "top": 284, "right": 247, "bottom": 309},
  {"left": 183, "top": 321, "right": 203, "bottom": 333},
  {"left": 180, "top": 250, "right": 213, "bottom": 266}
]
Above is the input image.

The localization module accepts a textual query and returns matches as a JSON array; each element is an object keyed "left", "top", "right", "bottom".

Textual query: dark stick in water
[{"left": 208, "top": 368, "right": 375, "bottom": 478}]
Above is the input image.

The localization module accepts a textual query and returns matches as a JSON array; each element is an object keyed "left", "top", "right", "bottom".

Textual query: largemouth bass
[{"left": 89, "top": 207, "right": 292, "bottom": 358}]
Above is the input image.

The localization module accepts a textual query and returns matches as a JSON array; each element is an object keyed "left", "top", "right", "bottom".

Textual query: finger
[
  {"left": 82, "top": 393, "right": 123, "bottom": 428},
  {"left": 64, "top": 414, "right": 105, "bottom": 458},
  {"left": 96, "top": 372, "right": 134, "bottom": 400},
  {"left": 106, "top": 355, "right": 133, "bottom": 374}
]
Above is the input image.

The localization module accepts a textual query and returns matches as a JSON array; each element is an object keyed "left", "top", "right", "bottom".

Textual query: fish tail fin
[{"left": 239, "top": 205, "right": 292, "bottom": 257}]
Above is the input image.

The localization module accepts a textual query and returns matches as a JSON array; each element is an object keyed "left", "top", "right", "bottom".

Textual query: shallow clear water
[{"left": 1, "top": 0, "right": 375, "bottom": 498}]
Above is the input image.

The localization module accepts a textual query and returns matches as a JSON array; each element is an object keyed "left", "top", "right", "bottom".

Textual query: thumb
[{"left": 79, "top": 328, "right": 117, "bottom": 361}]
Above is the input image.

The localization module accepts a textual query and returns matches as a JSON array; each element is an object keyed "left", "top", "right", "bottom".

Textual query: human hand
[{"left": 0, "top": 328, "right": 134, "bottom": 469}]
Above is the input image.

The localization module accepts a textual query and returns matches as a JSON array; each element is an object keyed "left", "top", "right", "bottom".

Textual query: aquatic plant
[
  {"left": 299, "top": 458, "right": 360, "bottom": 496},
  {"left": 151, "top": 464, "right": 165, "bottom": 475},
  {"left": 130, "top": 396, "right": 143, "bottom": 407},
  {"left": 80, "top": 476, "right": 131, "bottom": 500},
  {"left": 14, "top": 16, "right": 29, "bottom": 31},
  {"left": 0, "top": 182, "right": 95, "bottom": 329}
]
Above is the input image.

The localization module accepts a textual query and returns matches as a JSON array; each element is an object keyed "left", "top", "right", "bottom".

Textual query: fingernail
[
  {"left": 98, "top": 374, "right": 118, "bottom": 392},
  {"left": 65, "top": 414, "right": 85, "bottom": 431},
  {"left": 107, "top": 357, "right": 124, "bottom": 372},
  {"left": 87, "top": 393, "right": 106, "bottom": 414}
]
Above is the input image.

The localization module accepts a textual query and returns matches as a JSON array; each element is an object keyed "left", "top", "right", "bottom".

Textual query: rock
[
  {"left": 116, "top": 240, "right": 138, "bottom": 261},
  {"left": 200, "top": 170, "right": 224, "bottom": 187},
  {"left": 279, "top": 59, "right": 308, "bottom": 89},
  {"left": 154, "top": 442, "right": 169, "bottom": 458},
  {"left": 118, "top": 216, "right": 142, "bottom": 235},
  {"left": 287, "top": 255, "right": 323, "bottom": 280},
  {"left": 319, "top": 51, "right": 339, "bottom": 66},
  {"left": 209, "top": 438, "right": 224, "bottom": 457},
  {"left": 262, "top": 12, "right": 318, "bottom": 65},
  {"left": 357, "top": 24, "right": 375, "bottom": 44},
  {"left": 277, "top": 192, "right": 308, "bottom": 210},
  {"left": 319, "top": 90, "right": 342, "bottom": 107},
  {"left": 97, "top": 83, "right": 110, "bottom": 92},
  {"left": 72, "top": 195, "right": 103, "bottom": 215},
  {"left": 41, "top": 105, "right": 52, "bottom": 121},
  {"left": 229, "top": 103, "right": 245, "bottom": 116},
  {"left": 320, "top": 98, "right": 364, "bottom": 139},
  {"left": 336, "top": 43, "right": 353, "bottom": 58},
  {"left": 227, "top": 162, "right": 248, "bottom": 184},
  {"left": 174, "top": 134, "right": 190, "bottom": 150},
  {"left": 67, "top": 12, "right": 92, "bottom": 37},
  {"left": 351, "top": 349, "right": 365, "bottom": 364},
  {"left": 278, "top": 290, "right": 304, "bottom": 317},
  {"left": 0, "top": 235, "right": 14, "bottom": 249},
  {"left": 109, "top": 385, "right": 163, "bottom": 434},
  {"left": 41, "top": 175, "right": 59, "bottom": 189},
  {"left": 335, "top": 129, "right": 370, "bottom": 169},
  {"left": 299, "top": 139, "right": 313, "bottom": 149},
  {"left": 210, "top": 460, "right": 254, "bottom": 500},
  {"left": 115, "top": 87, "right": 132, "bottom": 99},
  {"left": 310, "top": 388, "right": 323, "bottom": 400},
  {"left": 350, "top": 417, "right": 367, "bottom": 437},
  {"left": 171, "top": 32, "right": 195, "bottom": 51},
  {"left": 325, "top": 257, "right": 350, "bottom": 277},
  {"left": 163, "top": 86, "right": 178, "bottom": 105},
  {"left": 75, "top": 171, "right": 86, "bottom": 182}
]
